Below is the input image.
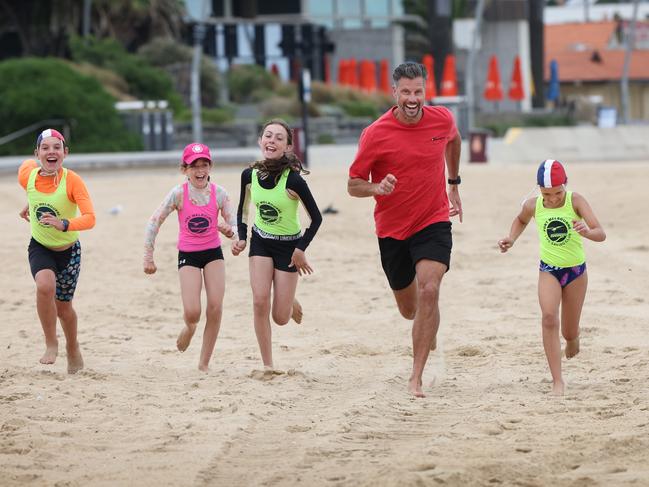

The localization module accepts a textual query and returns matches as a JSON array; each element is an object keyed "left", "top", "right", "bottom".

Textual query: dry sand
[{"left": 1, "top": 156, "right": 648, "bottom": 486}]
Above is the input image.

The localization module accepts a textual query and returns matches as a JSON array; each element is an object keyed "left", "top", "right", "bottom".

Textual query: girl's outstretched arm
[
  {"left": 144, "top": 186, "right": 181, "bottom": 272},
  {"left": 572, "top": 192, "right": 606, "bottom": 242},
  {"left": 498, "top": 197, "right": 535, "bottom": 252}
]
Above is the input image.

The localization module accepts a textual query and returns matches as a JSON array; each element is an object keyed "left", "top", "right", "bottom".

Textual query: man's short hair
[{"left": 392, "top": 62, "right": 428, "bottom": 84}]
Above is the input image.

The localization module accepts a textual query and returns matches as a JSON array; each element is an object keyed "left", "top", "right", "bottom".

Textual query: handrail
[{"left": 0, "top": 120, "right": 70, "bottom": 147}]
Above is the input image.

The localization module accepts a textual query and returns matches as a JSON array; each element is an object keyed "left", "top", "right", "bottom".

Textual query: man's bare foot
[
  {"left": 291, "top": 299, "right": 303, "bottom": 324},
  {"left": 408, "top": 376, "right": 425, "bottom": 398},
  {"left": 40, "top": 344, "right": 58, "bottom": 365},
  {"left": 565, "top": 338, "right": 580, "bottom": 359},
  {"left": 198, "top": 363, "right": 209, "bottom": 372},
  {"left": 430, "top": 335, "right": 437, "bottom": 351},
  {"left": 177, "top": 324, "right": 196, "bottom": 352},
  {"left": 66, "top": 345, "right": 84, "bottom": 374},
  {"left": 551, "top": 380, "right": 565, "bottom": 396}
]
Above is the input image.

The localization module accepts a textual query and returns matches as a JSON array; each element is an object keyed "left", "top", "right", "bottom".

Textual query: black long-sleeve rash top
[{"left": 236, "top": 167, "right": 322, "bottom": 251}]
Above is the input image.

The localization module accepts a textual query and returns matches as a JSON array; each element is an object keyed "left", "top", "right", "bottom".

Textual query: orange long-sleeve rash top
[{"left": 18, "top": 160, "right": 96, "bottom": 232}]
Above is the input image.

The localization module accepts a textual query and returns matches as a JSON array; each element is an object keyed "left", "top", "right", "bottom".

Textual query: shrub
[
  {"left": 311, "top": 81, "right": 393, "bottom": 119},
  {"left": 138, "top": 38, "right": 222, "bottom": 108},
  {"left": 339, "top": 100, "right": 380, "bottom": 118},
  {"left": 66, "top": 61, "right": 133, "bottom": 100},
  {"left": 227, "top": 64, "right": 277, "bottom": 103},
  {"left": 478, "top": 112, "right": 576, "bottom": 137},
  {"left": 316, "top": 133, "right": 335, "bottom": 144},
  {"left": 259, "top": 96, "right": 295, "bottom": 120},
  {"left": 174, "top": 106, "right": 235, "bottom": 124},
  {"left": 0, "top": 57, "right": 142, "bottom": 155},
  {"left": 69, "top": 35, "right": 183, "bottom": 113}
]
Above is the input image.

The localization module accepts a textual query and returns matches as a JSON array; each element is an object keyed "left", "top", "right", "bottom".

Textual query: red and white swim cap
[
  {"left": 537, "top": 159, "right": 567, "bottom": 188},
  {"left": 36, "top": 128, "right": 66, "bottom": 147}
]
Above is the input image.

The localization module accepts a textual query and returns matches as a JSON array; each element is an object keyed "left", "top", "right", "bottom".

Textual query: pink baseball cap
[
  {"left": 537, "top": 159, "right": 567, "bottom": 188},
  {"left": 36, "top": 128, "right": 66, "bottom": 147},
  {"left": 182, "top": 143, "right": 212, "bottom": 164}
]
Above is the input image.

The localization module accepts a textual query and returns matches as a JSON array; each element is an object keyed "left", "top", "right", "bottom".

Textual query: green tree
[
  {"left": 0, "top": 57, "right": 141, "bottom": 155},
  {"left": 0, "top": 0, "right": 185, "bottom": 59},
  {"left": 68, "top": 35, "right": 183, "bottom": 112}
]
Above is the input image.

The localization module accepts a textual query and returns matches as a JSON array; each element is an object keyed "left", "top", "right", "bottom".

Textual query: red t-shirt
[{"left": 349, "top": 105, "right": 458, "bottom": 240}]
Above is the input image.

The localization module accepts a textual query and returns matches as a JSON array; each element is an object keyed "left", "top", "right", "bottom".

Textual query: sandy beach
[{"left": 1, "top": 154, "right": 648, "bottom": 486}]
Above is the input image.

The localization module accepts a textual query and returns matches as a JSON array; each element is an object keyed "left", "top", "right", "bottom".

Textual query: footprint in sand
[
  {"left": 196, "top": 405, "right": 224, "bottom": 413},
  {"left": 77, "top": 369, "right": 109, "bottom": 381},
  {"left": 456, "top": 346, "right": 483, "bottom": 357},
  {"left": 250, "top": 368, "right": 285, "bottom": 381}
]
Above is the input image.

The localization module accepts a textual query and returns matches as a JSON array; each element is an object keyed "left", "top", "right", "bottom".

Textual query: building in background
[
  {"left": 205, "top": 0, "right": 409, "bottom": 83},
  {"left": 544, "top": 20, "right": 649, "bottom": 121},
  {"left": 454, "top": 0, "right": 538, "bottom": 114}
]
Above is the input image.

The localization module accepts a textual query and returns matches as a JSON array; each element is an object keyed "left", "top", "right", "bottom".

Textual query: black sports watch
[
  {"left": 61, "top": 219, "right": 70, "bottom": 232},
  {"left": 447, "top": 176, "right": 461, "bottom": 185}
]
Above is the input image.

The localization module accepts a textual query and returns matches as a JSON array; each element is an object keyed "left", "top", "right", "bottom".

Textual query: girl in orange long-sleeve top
[{"left": 18, "top": 129, "right": 96, "bottom": 374}]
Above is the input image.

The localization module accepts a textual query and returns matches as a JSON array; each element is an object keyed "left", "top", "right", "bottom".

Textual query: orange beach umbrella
[
  {"left": 484, "top": 55, "right": 503, "bottom": 101},
  {"left": 421, "top": 54, "right": 437, "bottom": 99},
  {"left": 508, "top": 55, "right": 524, "bottom": 101},
  {"left": 440, "top": 55, "right": 458, "bottom": 96}
]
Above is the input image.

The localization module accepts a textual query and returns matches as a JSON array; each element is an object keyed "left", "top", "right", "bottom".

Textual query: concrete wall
[{"left": 488, "top": 125, "right": 649, "bottom": 164}]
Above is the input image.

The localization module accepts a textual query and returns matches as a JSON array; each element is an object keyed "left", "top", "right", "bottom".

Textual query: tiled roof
[{"left": 545, "top": 21, "right": 649, "bottom": 82}]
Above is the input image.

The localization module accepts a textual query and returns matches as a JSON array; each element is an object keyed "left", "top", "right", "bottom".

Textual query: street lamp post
[
  {"left": 185, "top": 0, "right": 211, "bottom": 142},
  {"left": 466, "top": 0, "right": 486, "bottom": 132},
  {"left": 191, "top": 22, "right": 206, "bottom": 142},
  {"left": 621, "top": 0, "right": 640, "bottom": 124}
]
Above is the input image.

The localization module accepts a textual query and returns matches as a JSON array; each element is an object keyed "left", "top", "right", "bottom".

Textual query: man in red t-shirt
[{"left": 348, "top": 62, "right": 462, "bottom": 398}]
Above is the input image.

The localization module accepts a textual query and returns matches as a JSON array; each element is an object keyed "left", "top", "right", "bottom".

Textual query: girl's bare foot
[
  {"left": 551, "top": 380, "right": 565, "bottom": 396},
  {"left": 565, "top": 338, "right": 580, "bottom": 359},
  {"left": 291, "top": 299, "right": 303, "bottom": 324},
  {"left": 40, "top": 344, "right": 58, "bottom": 365},
  {"left": 66, "top": 345, "right": 84, "bottom": 374},
  {"left": 408, "top": 376, "right": 425, "bottom": 398},
  {"left": 177, "top": 325, "right": 196, "bottom": 352}
]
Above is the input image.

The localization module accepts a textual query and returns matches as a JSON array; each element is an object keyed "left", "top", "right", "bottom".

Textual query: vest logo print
[
  {"left": 186, "top": 215, "right": 211, "bottom": 234},
  {"left": 35, "top": 203, "right": 59, "bottom": 227},
  {"left": 544, "top": 217, "right": 571, "bottom": 245},
  {"left": 258, "top": 202, "right": 281, "bottom": 225}
]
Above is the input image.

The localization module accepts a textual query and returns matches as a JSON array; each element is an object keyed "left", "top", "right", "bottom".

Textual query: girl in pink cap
[
  {"left": 144, "top": 143, "right": 236, "bottom": 371},
  {"left": 498, "top": 160, "right": 606, "bottom": 395}
]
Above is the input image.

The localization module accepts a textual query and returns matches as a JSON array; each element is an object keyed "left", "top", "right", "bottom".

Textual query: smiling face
[
  {"left": 35, "top": 136, "right": 68, "bottom": 172},
  {"left": 183, "top": 158, "right": 212, "bottom": 188},
  {"left": 393, "top": 76, "right": 426, "bottom": 124},
  {"left": 258, "top": 123, "right": 292, "bottom": 160},
  {"left": 540, "top": 185, "right": 567, "bottom": 208}
]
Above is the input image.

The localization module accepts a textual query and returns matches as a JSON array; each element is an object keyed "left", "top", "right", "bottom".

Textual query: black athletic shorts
[
  {"left": 28, "top": 238, "right": 82, "bottom": 302},
  {"left": 378, "top": 221, "right": 452, "bottom": 291},
  {"left": 178, "top": 246, "right": 223, "bottom": 269},
  {"left": 249, "top": 229, "right": 299, "bottom": 273}
]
